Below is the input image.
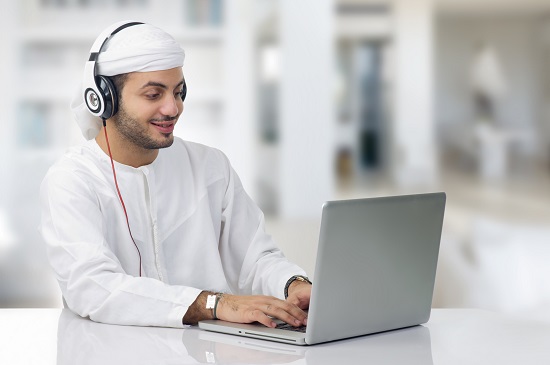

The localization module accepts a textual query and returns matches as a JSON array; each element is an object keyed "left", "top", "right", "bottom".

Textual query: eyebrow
[{"left": 140, "top": 79, "right": 185, "bottom": 90}]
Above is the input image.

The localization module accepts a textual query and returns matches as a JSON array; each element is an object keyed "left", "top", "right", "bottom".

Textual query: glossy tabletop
[{"left": 1, "top": 308, "right": 549, "bottom": 364}]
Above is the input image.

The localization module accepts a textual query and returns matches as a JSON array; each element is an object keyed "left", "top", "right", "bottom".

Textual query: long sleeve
[
  {"left": 216, "top": 152, "right": 308, "bottom": 299},
  {"left": 40, "top": 168, "right": 201, "bottom": 328},
  {"left": 39, "top": 139, "right": 308, "bottom": 328}
]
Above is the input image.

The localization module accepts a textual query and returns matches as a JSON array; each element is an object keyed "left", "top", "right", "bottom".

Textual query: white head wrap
[{"left": 71, "top": 22, "right": 185, "bottom": 140}]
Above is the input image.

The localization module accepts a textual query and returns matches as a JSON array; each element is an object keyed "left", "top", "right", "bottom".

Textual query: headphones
[
  {"left": 83, "top": 21, "right": 143, "bottom": 120},
  {"left": 83, "top": 21, "right": 188, "bottom": 120}
]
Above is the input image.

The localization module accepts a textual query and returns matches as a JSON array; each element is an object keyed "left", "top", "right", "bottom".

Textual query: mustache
[{"left": 150, "top": 115, "right": 178, "bottom": 123}]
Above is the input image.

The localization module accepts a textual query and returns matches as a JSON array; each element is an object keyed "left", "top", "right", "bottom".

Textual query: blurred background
[{"left": 0, "top": 0, "right": 549, "bottom": 320}]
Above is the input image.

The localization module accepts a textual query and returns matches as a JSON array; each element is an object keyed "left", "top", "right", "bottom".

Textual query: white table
[{"left": 1, "top": 308, "right": 549, "bottom": 364}]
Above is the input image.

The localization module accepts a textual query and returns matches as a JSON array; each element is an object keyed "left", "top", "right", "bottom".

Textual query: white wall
[
  {"left": 222, "top": 0, "right": 256, "bottom": 198},
  {"left": 392, "top": 0, "right": 439, "bottom": 187},
  {"left": 279, "top": 0, "right": 335, "bottom": 218}
]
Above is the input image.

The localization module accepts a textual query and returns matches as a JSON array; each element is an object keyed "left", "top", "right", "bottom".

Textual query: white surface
[
  {"left": 434, "top": 211, "right": 550, "bottom": 313},
  {"left": 1, "top": 308, "right": 549, "bottom": 364}
]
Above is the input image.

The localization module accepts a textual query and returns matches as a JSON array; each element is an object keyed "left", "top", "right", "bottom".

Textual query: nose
[{"left": 159, "top": 94, "right": 181, "bottom": 117}]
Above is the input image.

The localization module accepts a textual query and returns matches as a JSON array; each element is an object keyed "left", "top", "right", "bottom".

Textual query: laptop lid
[
  {"left": 199, "top": 192, "right": 446, "bottom": 346},
  {"left": 305, "top": 192, "right": 445, "bottom": 344}
]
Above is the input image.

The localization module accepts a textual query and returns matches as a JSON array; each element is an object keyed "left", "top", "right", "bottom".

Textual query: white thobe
[{"left": 40, "top": 138, "right": 306, "bottom": 328}]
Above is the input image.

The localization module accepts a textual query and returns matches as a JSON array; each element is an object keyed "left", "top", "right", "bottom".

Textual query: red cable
[{"left": 103, "top": 122, "right": 143, "bottom": 277}]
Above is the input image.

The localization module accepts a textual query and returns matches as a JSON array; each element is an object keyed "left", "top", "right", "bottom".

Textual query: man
[{"left": 40, "top": 21, "right": 311, "bottom": 328}]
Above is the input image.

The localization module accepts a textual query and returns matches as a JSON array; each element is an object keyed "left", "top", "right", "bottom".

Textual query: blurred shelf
[
  {"left": 17, "top": 88, "right": 224, "bottom": 106},
  {"left": 185, "top": 89, "right": 224, "bottom": 105},
  {"left": 21, "top": 26, "right": 225, "bottom": 44},
  {"left": 18, "top": 68, "right": 224, "bottom": 104},
  {"left": 170, "top": 27, "right": 226, "bottom": 43}
]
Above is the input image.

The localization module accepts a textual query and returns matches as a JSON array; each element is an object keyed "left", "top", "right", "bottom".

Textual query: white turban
[{"left": 71, "top": 22, "right": 185, "bottom": 140}]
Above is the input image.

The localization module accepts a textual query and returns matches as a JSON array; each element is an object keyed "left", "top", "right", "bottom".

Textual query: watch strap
[{"left": 284, "top": 275, "right": 311, "bottom": 299}]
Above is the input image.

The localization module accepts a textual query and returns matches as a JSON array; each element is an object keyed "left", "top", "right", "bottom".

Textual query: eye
[{"left": 146, "top": 93, "right": 159, "bottom": 99}]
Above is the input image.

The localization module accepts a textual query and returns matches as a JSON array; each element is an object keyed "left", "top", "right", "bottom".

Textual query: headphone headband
[{"left": 88, "top": 21, "right": 144, "bottom": 59}]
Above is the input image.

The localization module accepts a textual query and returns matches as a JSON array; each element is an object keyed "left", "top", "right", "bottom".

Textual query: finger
[
  {"left": 287, "top": 295, "right": 303, "bottom": 307},
  {"left": 247, "top": 309, "right": 277, "bottom": 328},
  {"left": 288, "top": 293, "right": 310, "bottom": 309},
  {"left": 281, "top": 300, "right": 308, "bottom": 321},
  {"left": 263, "top": 300, "right": 307, "bottom": 326}
]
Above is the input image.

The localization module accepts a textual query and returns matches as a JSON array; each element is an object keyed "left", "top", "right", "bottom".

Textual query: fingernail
[
  {"left": 304, "top": 318, "right": 308, "bottom": 325},
  {"left": 295, "top": 319, "right": 301, "bottom": 325}
]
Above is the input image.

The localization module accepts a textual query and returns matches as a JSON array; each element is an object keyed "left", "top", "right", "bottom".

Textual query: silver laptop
[{"left": 199, "top": 192, "right": 446, "bottom": 346}]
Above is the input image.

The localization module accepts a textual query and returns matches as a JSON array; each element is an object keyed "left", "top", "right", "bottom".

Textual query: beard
[{"left": 112, "top": 102, "right": 176, "bottom": 150}]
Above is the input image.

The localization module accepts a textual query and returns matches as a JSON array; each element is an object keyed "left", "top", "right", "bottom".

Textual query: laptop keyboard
[{"left": 275, "top": 323, "right": 307, "bottom": 333}]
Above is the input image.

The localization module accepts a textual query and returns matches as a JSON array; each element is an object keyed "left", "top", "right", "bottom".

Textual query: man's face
[{"left": 112, "top": 67, "right": 185, "bottom": 150}]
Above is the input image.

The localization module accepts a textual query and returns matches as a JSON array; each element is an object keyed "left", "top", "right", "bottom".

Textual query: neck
[{"left": 95, "top": 124, "right": 159, "bottom": 168}]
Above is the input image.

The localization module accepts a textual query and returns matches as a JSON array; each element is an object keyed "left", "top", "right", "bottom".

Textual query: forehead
[{"left": 125, "top": 67, "right": 184, "bottom": 88}]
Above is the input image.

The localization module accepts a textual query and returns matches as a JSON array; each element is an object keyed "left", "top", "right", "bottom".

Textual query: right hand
[{"left": 216, "top": 294, "right": 308, "bottom": 328}]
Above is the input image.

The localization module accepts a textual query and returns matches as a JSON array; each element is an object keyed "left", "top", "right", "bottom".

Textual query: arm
[
  {"left": 216, "top": 153, "right": 310, "bottom": 299},
  {"left": 286, "top": 278, "right": 312, "bottom": 311},
  {"left": 195, "top": 151, "right": 311, "bottom": 327},
  {"left": 40, "top": 168, "right": 201, "bottom": 328},
  {"left": 182, "top": 291, "right": 308, "bottom": 328}
]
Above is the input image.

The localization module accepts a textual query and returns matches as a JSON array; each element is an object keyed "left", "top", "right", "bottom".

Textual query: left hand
[
  {"left": 286, "top": 280, "right": 312, "bottom": 312},
  {"left": 216, "top": 294, "right": 307, "bottom": 328}
]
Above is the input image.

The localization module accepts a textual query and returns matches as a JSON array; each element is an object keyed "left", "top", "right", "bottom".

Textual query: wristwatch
[{"left": 284, "top": 275, "right": 312, "bottom": 299}]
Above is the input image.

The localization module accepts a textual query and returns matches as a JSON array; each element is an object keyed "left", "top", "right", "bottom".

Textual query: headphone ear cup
[
  {"left": 181, "top": 83, "right": 187, "bottom": 102},
  {"left": 97, "top": 75, "right": 118, "bottom": 120}
]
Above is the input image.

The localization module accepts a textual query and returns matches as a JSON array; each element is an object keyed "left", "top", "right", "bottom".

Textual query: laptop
[{"left": 199, "top": 192, "right": 446, "bottom": 345}]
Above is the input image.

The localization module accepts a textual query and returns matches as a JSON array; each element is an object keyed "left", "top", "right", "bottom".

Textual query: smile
[{"left": 150, "top": 120, "right": 175, "bottom": 134}]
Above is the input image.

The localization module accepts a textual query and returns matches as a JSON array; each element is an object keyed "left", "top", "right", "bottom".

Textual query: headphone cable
[{"left": 102, "top": 118, "right": 143, "bottom": 277}]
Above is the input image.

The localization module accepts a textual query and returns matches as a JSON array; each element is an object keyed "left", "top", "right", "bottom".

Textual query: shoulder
[{"left": 41, "top": 141, "right": 107, "bottom": 195}]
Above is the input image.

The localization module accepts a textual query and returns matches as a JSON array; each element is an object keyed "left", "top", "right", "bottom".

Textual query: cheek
[{"left": 128, "top": 103, "right": 160, "bottom": 122}]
